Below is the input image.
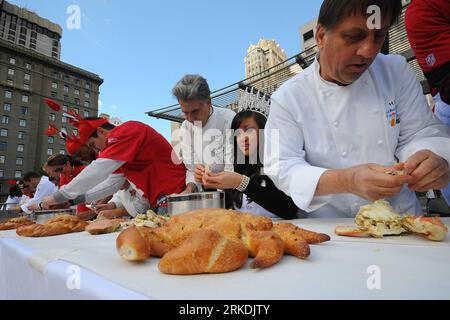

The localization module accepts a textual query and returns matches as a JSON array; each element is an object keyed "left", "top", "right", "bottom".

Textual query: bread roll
[{"left": 158, "top": 229, "right": 248, "bottom": 275}]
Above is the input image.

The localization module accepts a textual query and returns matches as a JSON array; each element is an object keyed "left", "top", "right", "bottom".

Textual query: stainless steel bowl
[
  {"left": 167, "top": 191, "right": 225, "bottom": 216},
  {"left": 30, "top": 209, "right": 76, "bottom": 224}
]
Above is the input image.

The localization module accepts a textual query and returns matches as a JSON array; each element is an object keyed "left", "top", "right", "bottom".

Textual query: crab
[
  {"left": 335, "top": 200, "right": 448, "bottom": 241},
  {"left": 116, "top": 209, "right": 330, "bottom": 275}
]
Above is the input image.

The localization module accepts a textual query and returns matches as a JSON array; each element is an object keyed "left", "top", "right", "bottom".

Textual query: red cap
[
  {"left": 66, "top": 138, "right": 84, "bottom": 155},
  {"left": 78, "top": 118, "right": 109, "bottom": 144}
]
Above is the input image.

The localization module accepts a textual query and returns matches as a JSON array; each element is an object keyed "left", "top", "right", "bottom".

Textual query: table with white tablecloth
[{"left": 1, "top": 218, "right": 449, "bottom": 300}]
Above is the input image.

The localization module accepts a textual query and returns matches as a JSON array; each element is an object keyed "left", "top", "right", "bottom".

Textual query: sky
[{"left": 9, "top": 0, "right": 323, "bottom": 142}]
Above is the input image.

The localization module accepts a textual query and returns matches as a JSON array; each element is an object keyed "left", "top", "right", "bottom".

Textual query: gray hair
[{"left": 172, "top": 74, "right": 211, "bottom": 102}]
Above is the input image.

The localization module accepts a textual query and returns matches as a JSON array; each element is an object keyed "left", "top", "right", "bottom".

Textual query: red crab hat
[{"left": 77, "top": 118, "right": 109, "bottom": 144}]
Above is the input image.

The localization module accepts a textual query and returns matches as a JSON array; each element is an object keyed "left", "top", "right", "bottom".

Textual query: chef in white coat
[{"left": 264, "top": 0, "right": 450, "bottom": 218}]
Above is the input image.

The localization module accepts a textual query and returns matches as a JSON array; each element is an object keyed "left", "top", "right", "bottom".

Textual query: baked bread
[
  {"left": 16, "top": 215, "right": 88, "bottom": 237},
  {"left": 158, "top": 229, "right": 248, "bottom": 275},
  {"left": 86, "top": 219, "right": 122, "bottom": 235},
  {"left": 0, "top": 216, "right": 35, "bottom": 231}
]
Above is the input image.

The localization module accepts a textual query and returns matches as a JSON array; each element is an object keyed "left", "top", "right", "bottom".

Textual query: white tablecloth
[{"left": 1, "top": 218, "right": 449, "bottom": 300}]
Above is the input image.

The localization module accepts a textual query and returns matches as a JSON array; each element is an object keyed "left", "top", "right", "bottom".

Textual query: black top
[{"left": 226, "top": 174, "right": 299, "bottom": 220}]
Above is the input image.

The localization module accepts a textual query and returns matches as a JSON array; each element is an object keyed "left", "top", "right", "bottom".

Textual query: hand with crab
[{"left": 116, "top": 209, "right": 330, "bottom": 275}]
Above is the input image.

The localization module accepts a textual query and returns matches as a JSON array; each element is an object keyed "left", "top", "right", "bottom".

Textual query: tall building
[
  {"left": 0, "top": 1, "right": 103, "bottom": 201},
  {"left": 244, "top": 39, "right": 288, "bottom": 93},
  {"left": 99, "top": 113, "right": 123, "bottom": 126},
  {"left": 299, "top": 17, "right": 318, "bottom": 66},
  {"left": 0, "top": 0, "right": 62, "bottom": 59}
]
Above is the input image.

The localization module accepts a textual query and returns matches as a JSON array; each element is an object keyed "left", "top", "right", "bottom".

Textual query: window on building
[
  {"left": 75, "top": 89, "right": 80, "bottom": 96},
  {"left": 9, "top": 57, "right": 16, "bottom": 64},
  {"left": 47, "top": 148, "right": 53, "bottom": 156},
  {"left": 75, "top": 79, "right": 81, "bottom": 86},
  {"left": 61, "top": 116, "right": 67, "bottom": 123},
  {"left": 0, "top": 129, "right": 7, "bottom": 137},
  {"left": 62, "top": 105, "right": 68, "bottom": 112},
  {"left": 64, "top": 95, "right": 69, "bottom": 101},
  {"left": 19, "top": 119, "right": 26, "bottom": 127},
  {"left": 75, "top": 98, "right": 80, "bottom": 105},
  {"left": 25, "top": 63, "right": 32, "bottom": 70},
  {"left": 0, "top": 156, "right": 5, "bottom": 164},
  {"left": 52, "top": 82, "right": 58, "bottom": 89},
  {"left": 303, "top": 29, "right": 314, "bottom": 42},
  {"left": 51, "top": 92, "right": 57, "bottom": 98},
  {"left": 3, "top": 103, "right": 11, "bottom": 112},
  {"left": 64, "top": 75, "right": 70, "bottom": 82},
  {"left": 83, "top": 111, "right": 89, "bottom": 118},
  {"left": 53, "top": 71, "right": 59, "bottom": 79},
  {"left": 85, "top": 92, "right": 90, "bottom": 99},
  {"left": 6, "top": 80, "right": 13, "bottom": 86},
  {"left": 18, "top": 132, "right": 25, "bottom": 140},
  {"left": 84, "top": 101, "right": 90, "bottom": 108},
  {"left": 48, "top": 136, "right": 54, "bottom": 144},
  {"left": 22, "top": 95, "right": 29, "bottom": 103},
  {"left": 0, "top": 142, "right": 6, "bottom": 151},
  {"left": 8, "top": 68, "right": 15, "bottom": 76},
  {"left": 23, "top": 84, "right": 30, "bottom": 90},
  {"left": 16, "top": 158, "right": 23, "bottom": 165},
  {"left": 17, "top": 144, "right": 24, "bottom": 152},
  {"left": 49, "top": 113, "right": 56, "bottom": 121},
  {"left": 85, "top": 82, "right": 91, "bottom": 89},
  {"left": 64, "top": 85, "right": 69, "bottom": 93},
  {"left": 5, "top": 91, "right": 12, "bottom": 99},
  {"left": 21, "top": 107, "right": 28, "bottom": 115},
  {"left": 24, "top": 73, "right": 31, "bottom": 81},
  {"left": 2, "top": 116, "right": 9, "bottom": 124},
  {"left": 15, "top": 171, "right": 22, "bottom": 178},
  {"left": 0, "top": 170, "right": 4, "bottom": 178}
]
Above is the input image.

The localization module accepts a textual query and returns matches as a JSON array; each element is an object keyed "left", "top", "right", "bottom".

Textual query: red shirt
[
  {"left": 59, "top": 165, "right": 86, "bottom": 187},
  {"left": 98, "top": 121, "right": 186, "bottom": 207},
  {"left": 59, "top": 165, "right": 89, "bottom": 213},
  {"left": 405, "top": 0, "right": 450, "bottom": 74}
]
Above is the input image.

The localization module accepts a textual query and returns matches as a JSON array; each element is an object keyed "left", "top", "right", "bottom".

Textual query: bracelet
[{"left": 236, "top": 175, "right": 250, "bottom": 192}]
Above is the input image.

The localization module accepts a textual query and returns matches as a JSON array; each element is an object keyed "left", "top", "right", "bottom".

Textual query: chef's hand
[
  {"left": 27, "top": 203, "right": 40, "bottom": 212},
  {"left": 95, "top": 203, "right": 116, "bottom": 213},
  {"left": 345, "top": 164, "right": 412, "bottom": 202},
  {"left": 404, "top": 150, "right": 450, "bottom": 192},
  {"left": 41, "top": 196, "right": 57, "bottom": 210},
  {"left": 181, "top": 183, "right": 198, "bottom": 194},
  {"left": 194, "top": 165, "right": 205, "bottom": 184},
  {"left": 203, "top": 171, "right": 244, "bottom": 190}
]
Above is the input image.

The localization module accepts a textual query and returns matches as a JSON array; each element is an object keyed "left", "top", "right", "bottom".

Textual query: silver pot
[
  {"left": 30, "top": 209, "right": 75, "bottom": 224},
  {"left": 167, "top": 191, "right": 225, "bottom": 216}
]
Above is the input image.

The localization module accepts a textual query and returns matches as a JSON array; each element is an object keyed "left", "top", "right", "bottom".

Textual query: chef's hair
[
  {"left": 318, "top": 0, "right": 403, "bottom": 30},
  {"left": 23, "top": 171, "right": 41, "bottom": 182},
  {"left": 172, "top": 74, "right": 211, "bottom": 102}
]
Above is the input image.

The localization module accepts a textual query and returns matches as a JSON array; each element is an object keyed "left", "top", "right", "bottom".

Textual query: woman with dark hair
[
  {"left": 43, "top": 154, "right": 95, "bottom": 220},
  {"left": 202, "top": 110, "right": 299, "bottom": 219},
  {"left": 2, "top": 183, "right": 23, "bottom": 210}
]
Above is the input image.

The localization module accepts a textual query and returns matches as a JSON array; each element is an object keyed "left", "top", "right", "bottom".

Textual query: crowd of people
[{"left": 3, "top": 0, "right": 449, "bottom": 221}]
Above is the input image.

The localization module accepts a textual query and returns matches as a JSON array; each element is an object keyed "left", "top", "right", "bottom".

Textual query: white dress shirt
[
  {"left": 21, "top": 176, "right": 58, "bottom": 214},
  {"left": 178, "top": 106, "right": 236, "bottom": 186},
  {"left": 264, "top": 54, "right": 450, "bottom": 218}
]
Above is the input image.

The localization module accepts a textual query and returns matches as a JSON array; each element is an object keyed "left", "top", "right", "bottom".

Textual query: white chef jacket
[
  {"left": 264, "top": 54, "right": 450, "bottom": 218},
  {"left": 177, "top": 106, "right": 236, "bottom": 186},
  {"left": 21, "top": 176, "right": 58, "bottom": 214}
]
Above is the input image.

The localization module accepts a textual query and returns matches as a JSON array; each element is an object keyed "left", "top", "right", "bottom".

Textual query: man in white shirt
[
  {"left": 264, "top": 0, "right": 450, "bottom": 218},
  {"left": 20, "top": 172, "right": 58, "bottom": 214},
  {"left": 172, "top": 74, "right": 236, "bottom": 193}
]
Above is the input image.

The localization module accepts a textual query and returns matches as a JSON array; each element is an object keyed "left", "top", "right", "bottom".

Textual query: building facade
[{"left": 0, "top": 2, "right": 103, "bottom": 201}]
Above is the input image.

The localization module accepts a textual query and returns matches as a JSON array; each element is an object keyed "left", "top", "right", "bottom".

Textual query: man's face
[
  {"left": 316, "top": 12, "right": 390, "bottom": 85},
  {"left": 179, "top": 98, "right": 212, "bottom": 126},
  {"left": 87, "top": 128, "right": 108, "bottom": 153}
]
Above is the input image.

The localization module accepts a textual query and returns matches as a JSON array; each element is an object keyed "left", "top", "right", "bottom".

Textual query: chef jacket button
[
  {"left": 373, "top": 109, "right": 379, "bottom": 114},
  {"left": 342, "top": 151, "right": 348, "bottom": 158},
  {"left": 334, "top": 121, "right": 339, "bottom": 127},
  {"left": 377, "top": 140, "right": 384, "bottom": 146}
]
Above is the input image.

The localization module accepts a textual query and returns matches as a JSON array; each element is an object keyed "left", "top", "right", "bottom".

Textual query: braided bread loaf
[
  {"left": 0, "top": 216, "right": 35, "bottom": 231},
  {"left": 16, "top": 215, "right": 88, "bottom": 237}
]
